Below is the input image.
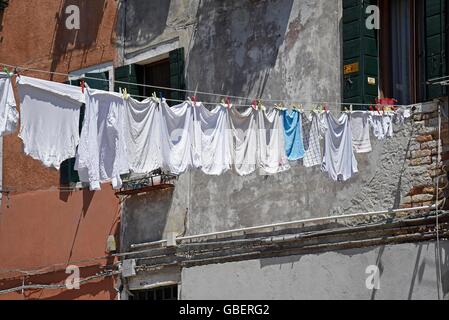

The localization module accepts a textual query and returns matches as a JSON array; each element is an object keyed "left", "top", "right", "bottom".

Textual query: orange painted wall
[
  {"left": 0, "top": 1, "right": 121, "bottom": 299},
  {"left": 0, "top": 0, "right": 119, "bottom": 193}
]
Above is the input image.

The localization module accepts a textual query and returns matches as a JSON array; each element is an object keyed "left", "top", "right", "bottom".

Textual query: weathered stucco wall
[
  {"left": 120, "top": 0, "right": 448, "bottom": 250},
  {"left": 120, "top": 0, "right": 350, "bottom": 249},
  {"left": 180, "top": 241, "right": 449, "bottom": 300}
]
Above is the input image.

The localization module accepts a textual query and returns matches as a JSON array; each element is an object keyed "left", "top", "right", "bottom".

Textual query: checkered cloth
[{"left": 302, "top": 113, "right": 323, "bottom": 168}]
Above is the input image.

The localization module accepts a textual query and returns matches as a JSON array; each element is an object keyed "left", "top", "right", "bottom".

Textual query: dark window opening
[{"left": 129, "top": 285, "right": 178, "bottom": 301}]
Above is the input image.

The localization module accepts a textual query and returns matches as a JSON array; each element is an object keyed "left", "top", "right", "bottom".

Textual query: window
[
  {"left": 129, "top": 285, "right": 178, "bottom": 301},
  {"left": 345, "top": 0, "right": 448, "bottom": 105},
  {"left": 0, "top": 0, "right": 9, "bottom": 10},
  {"left": 114, "top": 48, "right": 186, "bottom": 104}
]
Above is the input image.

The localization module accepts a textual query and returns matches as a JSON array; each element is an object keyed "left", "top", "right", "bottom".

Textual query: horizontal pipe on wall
[{"left": 129, "top": 205, "right": 436, "bottom": 251}]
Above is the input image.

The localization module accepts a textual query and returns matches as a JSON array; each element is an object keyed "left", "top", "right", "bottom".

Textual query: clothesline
[{"left": 1, "top": 62, "right": 414, "bottom": 109}]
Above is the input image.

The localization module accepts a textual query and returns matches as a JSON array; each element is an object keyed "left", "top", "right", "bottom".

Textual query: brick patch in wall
[{"left": 402, "top": 99, "right": 449, "bottom": 210}]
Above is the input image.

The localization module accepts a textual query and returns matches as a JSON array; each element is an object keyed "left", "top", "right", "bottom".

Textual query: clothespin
[
  {"left": 13, "top": 67, "right": 20, "bottom": 77},
  {"left": 191, "top": 96, "right": 197, "bottom": 107},
  {"left": 350, "top": 104, "right": 353, "bottom": 113},
  {"left": 2, "top": 67, "right": 12, "bottom": 77},
  {"left": 80, "top": 80, "right": 85, "bottom": 93},
  {"left": 123, "top": 88, "right": 129, "bottom": 100},
  {"left": 251, "top": 100, "right": 257, "bottom": 110},
  {"left": 159, "top": 92, "right": 164, "bottom": 103},
  {"left": 226, "top": 97, "right": 231, "bottom": 109}
]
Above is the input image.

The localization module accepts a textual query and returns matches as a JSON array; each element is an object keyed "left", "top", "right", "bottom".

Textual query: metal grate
[
  {"left": 116, "top": 170, "right": 178, "bottom": 196},
  {"left": 129, "top": 285, "right": 178, "bottom": 301}
]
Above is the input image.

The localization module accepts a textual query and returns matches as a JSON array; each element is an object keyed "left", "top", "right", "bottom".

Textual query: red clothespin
[
  {"left": 323, "top": 104, "right": 328, "bottom": 112},
  {"left": 80, "top": 80, "right": 85, "bottom": 93},
  {"left": 369, "top": 105, "right": 374, "bottom": 112},
  {"left": 251, "top": 100, "right": 257, "bottom": 110},
  {"left": 226, "top": 97, "right": 231, "bottom": 109}
]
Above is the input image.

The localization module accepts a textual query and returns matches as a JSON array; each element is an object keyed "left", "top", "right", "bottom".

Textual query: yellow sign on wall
[{"left": 344, "top": 62, "right": 359, "bottom": 75}]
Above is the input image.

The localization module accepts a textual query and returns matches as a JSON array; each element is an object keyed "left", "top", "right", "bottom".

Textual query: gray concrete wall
[{"left": 180, "top": 241, "right": 449, "bottom": 300}]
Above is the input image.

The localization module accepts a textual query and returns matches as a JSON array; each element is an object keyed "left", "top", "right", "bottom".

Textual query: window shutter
[
  {"left": 343, "top": 0, "right": 379, "bottom": 106},
  {"left": 84, "top": 72, "right": 110, "bottom": 91},
  {"left": 0, "top": 0, "right": 9, "bottom": 10},
  {"left": 169, "top": 48, "right": 186, "bottom": 102},
  {"left": 425, "top": 0, "right": 447, "bottom": 99},
  {"left": 114, "top": 64, "right": 143, "bottom": 97}
]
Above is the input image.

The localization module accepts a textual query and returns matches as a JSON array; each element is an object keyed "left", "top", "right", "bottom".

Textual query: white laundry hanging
[
  {"left": 369, "top": 112, "right": 394, "bottom": 140},
  {"left": 75, "top": 88, "right": 129, "bottom": 191},
  {"left": 351, "top": 111, "right": 372, "bottom": 153},
  {"left": 124, "top": 97, "right": 163, "bottom": 174},
  {"left": 302, "top": 111, "right": 323, "bottom": 168},
  {"left": 160, "top": 100, "right": 200, "bottom": 175},
  {"left": 257, "top": 108, "right": 290, "bottom": 175},
  {"left": 193, "top": 103, "right": 232, "bottom": 176},
  {"left": 321, "top": 112, "right": 358, "bottom": 182},
  {"left": 17, "top": 76, "right": 84, "bottom": 169},
  {"left": 0, "top": 73, "right": 18, "bottom": 137},
  {"left": 228, "top": 107, "right": 259, "bottom": 176}
]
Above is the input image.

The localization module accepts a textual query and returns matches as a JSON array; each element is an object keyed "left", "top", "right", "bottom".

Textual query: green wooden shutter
[
  {"left": 425, "top": 0, "right": 447, "bottom": 99},
  {"left": 169, "top": 48, "right": 186, "bottom": 102},
  {"left": 343, "top": 0, "right": 379, "bottom": 106},
  {"left": 84, "top": 72, "right": 110, "bottom": 91},
  {"left": 114, "top": 65, "right": 143, "bottom": 97},
  {"left": 0, "top": 0, "right": 9, "bottom": 10}
]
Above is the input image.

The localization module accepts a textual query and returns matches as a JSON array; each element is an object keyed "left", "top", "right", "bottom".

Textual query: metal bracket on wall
[
  {"left": 115, "top": 170, "right": 178, "bottom": 197},
  {"left": 0, "top": 189, "right": 11, "bottom": 209}
]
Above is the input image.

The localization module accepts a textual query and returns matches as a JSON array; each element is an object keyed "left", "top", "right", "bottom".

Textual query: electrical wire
[{"left": 0, "top": 62, "right": 413, "bottom": 108}]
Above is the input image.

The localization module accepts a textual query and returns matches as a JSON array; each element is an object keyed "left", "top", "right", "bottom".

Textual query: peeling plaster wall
[{"left": 180, "top": 241, "right": 449, "bottom": 300}]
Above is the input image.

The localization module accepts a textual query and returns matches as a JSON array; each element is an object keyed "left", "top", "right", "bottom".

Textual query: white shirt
[
  {"left": 370, "top": 112, "right": 394, "bottom": 140},
  {"left": 76, "top": 88, "right": 129, "bottom": 190},
  {"left": 17, "top": 76, "right": 84, "bottom": 169},
  {"left": 321, "top": 112, "right": 358, "bottom": 182},
  {"left": 351, "top": 111, "right": 372, "bottom": 153},
  {"left": 0, "top": 74, "right": 18, "bottom": 136},
  {"left": 124, "top": 98, "right": 162, "bottom": 174}
]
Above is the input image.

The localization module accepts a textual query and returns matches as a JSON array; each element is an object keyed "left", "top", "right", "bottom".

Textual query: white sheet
[
  {"left": 257, "top": 108, "right": 290, "bottom": 175},
  {"left": 17, "top": 76, "right": 83, "bottom": 169},
  {"left": 76, "top": 88, "right": 129, "bottom": 190},
  {"left": 125, "top": 98, "right": 162, "bottom": 174},
  {"left": 229, "top": 107, "right": 258, "bottom": 176},
  {"left": 160, "top": 101, "right": 199, "bottom": 175},
  {"left": 193, "top": 103, "right": 232, "bottom": 175}
]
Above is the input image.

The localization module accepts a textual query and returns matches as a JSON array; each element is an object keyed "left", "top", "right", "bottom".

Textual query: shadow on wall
[
  {"left": 121, "top": 188, "right": 175, "bottom": 251},
  {"left": 48, "top": 0, "right": 109, "bottom": 77},
  {"left": 187, "top": 0, "right": 294, "bottom": 100},
  {"left": 117, "top": 0, "right": 171, "bottom": 50}
]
